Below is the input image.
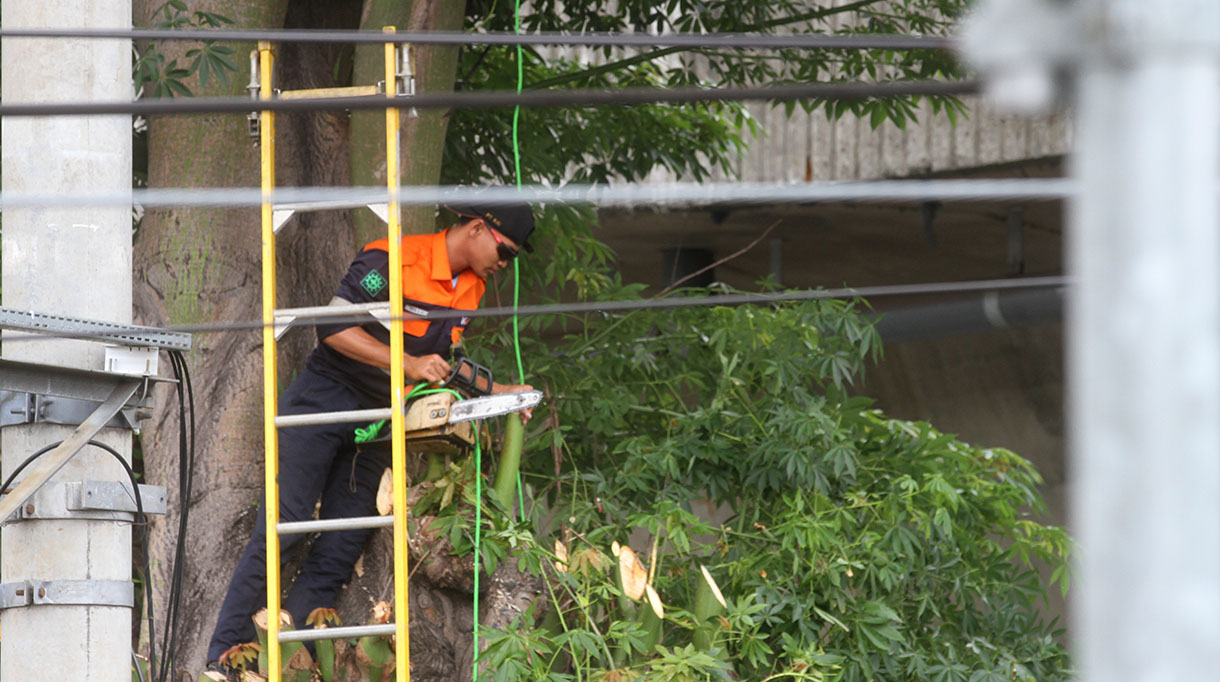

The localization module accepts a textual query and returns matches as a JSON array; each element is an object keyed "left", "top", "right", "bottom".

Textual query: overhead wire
[
  {"left": 0, "top": 26, "right": 953, "bottom": 50},
  {"left": 0, "top": 79, "right": 979, "bottom": 118},
  {"left": 0, "top": 178, "right": 1076, "bottom": 210},
  {"left": 0, "top": 276, "right": 1071, "bottom": 345}
]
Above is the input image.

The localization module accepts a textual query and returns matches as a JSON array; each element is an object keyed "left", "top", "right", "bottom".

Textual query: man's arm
[
  {"left": 327, "top": 328, "right": 535, "bottom": 422},
  {"left": 322, "top": 327, "right": 452, "bottom": 384}
]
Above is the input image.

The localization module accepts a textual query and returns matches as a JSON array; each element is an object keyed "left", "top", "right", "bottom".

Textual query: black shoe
[{"left": 203, "top": 660, "right": 241, "bottom": 682}]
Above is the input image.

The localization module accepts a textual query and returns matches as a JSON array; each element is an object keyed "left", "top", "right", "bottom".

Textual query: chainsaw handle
[{"left": 444, "top": 356, "right": 494, "bottom": 397}]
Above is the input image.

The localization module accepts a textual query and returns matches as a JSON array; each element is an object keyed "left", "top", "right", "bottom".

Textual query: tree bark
[
  {"left": 134, "top": 0, "right": 360, "bottom": 676},
  {"left": 349, "top": 0, "right": 464, "bottom": 243}
]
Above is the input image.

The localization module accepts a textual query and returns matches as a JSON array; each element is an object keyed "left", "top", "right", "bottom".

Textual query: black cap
[{"left": 446, "top": 198, "right": 536, "bottom": 253}]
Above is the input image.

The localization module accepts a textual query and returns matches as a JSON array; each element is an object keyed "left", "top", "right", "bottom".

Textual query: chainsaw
[{"left": 356, "top": 356, "right": 542, "bottom": 453}]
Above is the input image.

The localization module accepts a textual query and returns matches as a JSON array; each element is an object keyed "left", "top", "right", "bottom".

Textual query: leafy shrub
[{"left": 464, "top": 280, "right": 1072, "bottom": 681}]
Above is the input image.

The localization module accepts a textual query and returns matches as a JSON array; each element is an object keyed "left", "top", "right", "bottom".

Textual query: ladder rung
[
  {"left": 274, "top": 199, "right": 384, "bottom": 213},
  {"left": 279, "top": 623, "right": 396, "bottom": 643},
  {"left": 277, "top": 515, "right": 394, "bottom": 535},
  {"left": 279, "top": 85, "right": 380, "bottom": 100},
  {"left": 272, "top": 301, "right": 428, "bottom": 322},
  {"left": 272, "top": 302, "right": 393, "bottom": 340},
  {"left": 275, "top": 408, "right": 391, "bottom": 428},
  {"left": 271, "top": 202, "right": 388, "bottom": 234},
  {"left": 274, "top": 301, "right": 390, "bottom": 320},
  {"left": 272, "top": 301, "right": 429, "bottom": 339}
]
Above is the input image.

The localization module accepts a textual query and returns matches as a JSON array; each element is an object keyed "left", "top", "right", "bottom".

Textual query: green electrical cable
[
  {"left": 510, "top": 0, "right": 528, "bottom": 525},
  {"left": 472, "top": 421, "right": 483, "bottom": 679},
  {"left": 476, "top": 3, "right": 527, "bottom": 679}
]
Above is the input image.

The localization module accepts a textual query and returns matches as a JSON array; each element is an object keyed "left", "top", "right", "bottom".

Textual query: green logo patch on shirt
[{"left": 361, "top": 270, "right": 388, "bottom": 297}]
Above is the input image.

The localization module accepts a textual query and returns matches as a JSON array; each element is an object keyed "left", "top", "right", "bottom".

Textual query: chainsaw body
[
  {"left": 360, "top": 357, "right": 534, "bottom": 455},
  {"left": 399, "top": 391, "right": 479, "bottom": 452}
]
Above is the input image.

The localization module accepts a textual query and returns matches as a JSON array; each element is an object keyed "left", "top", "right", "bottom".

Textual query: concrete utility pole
[
  {"left": 1068, "top": 2, "right": 1220, "bottom": 680},
  {"left": 1, "top": 2, "right": 134, "bottom": 681},
  {"left": 963, "top": 0, "right": 1220, "bottom": 680}
]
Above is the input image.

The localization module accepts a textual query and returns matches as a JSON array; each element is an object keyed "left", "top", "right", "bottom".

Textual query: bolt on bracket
[
  {"left": 3, "top": 479, "right": 167, "bottom": 525},
  {"left": 0, "top": 580, "right": 134, "bottom": 610},
  {"left": 0, "top": 390, "right": 146, "bottom": 432}
]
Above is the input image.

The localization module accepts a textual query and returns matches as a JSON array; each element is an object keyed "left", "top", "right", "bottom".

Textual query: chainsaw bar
[{"left": 448, "top": 390, "right": 543, "bottom": 424}]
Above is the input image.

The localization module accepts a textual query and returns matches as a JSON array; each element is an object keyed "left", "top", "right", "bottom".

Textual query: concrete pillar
[
  {"left": 1068, "top": 2, "right": 1220, "bottom": 681},
  {"left": 1, "top": 2, "right": 134, "bottom": 681}
]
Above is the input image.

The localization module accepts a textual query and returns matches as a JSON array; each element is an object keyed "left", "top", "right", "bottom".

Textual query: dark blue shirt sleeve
[{"left": 316, "top": 247, "right": 390, "bottom": 342}]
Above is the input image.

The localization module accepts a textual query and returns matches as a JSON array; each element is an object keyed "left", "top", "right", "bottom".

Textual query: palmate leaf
[{"left": 134, "top": 3, "right": 240, "bottom": 98}]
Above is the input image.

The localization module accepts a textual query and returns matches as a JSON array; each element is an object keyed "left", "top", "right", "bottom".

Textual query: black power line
[
  {"left": 0, "top": 276, "right": 1069, "bottom": 343},
  {"left": 0, "top": 27, "right": 953, "bottom": 51},
  {"left": 0, "top": 79, "right": 977, "bottom": 118}
]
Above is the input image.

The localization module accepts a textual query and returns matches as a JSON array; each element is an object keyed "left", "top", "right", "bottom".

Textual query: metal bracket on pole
[
  {"left": 7, "top": 480, "right": 167, "bottom": 524},
  {"left": 0, "top": 379, "right": 142, "bottom": 525},
  {"left": 0, "top": 580, "right": 134, "bottom": 610},
  {"left": 0, "top": 390, "right": 146, "bottom": 432},
  {"left": 0, "top": 306, "right": 191, "bottom": 350},
  {"left": 0, "top": 358, "right": 169, "bottom": 404}
]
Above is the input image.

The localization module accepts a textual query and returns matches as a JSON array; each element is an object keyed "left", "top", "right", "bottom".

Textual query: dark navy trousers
[{"left": 207, "top": 369, "right": 389, "bottom": 663}]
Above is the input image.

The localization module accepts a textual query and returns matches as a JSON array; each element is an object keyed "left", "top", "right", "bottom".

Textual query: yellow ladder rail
[
  {"left": 384, "top": 26, "right": 412, "bottom": 682},
  {"left": 258, "top": 39, "right": 283, "bottom": 680},
  {"left": 259, "top": 30, "right": 412, "bottom": 682}
]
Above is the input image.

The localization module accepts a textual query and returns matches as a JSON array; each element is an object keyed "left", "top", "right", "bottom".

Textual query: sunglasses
[{"left": 487, "top": 226, "right": 519, "bottom": 261}]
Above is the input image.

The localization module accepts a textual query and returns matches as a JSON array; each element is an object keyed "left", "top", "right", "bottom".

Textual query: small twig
[
  {"left": 655, "top": 219, "right": 783, "bottom": 297},
  {"left": 544, "top": 380, "right": 562, "bottom": 478},
  {"left": 406, "top": 545, "right": 433, "bottom": 583},
  {"left": 456, "top": 45, "right": 493, "bottom": 89}
]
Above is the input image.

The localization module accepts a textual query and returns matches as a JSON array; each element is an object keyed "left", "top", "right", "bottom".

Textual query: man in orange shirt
[{"left": 205, "top": 200, "right": 535, "bottom": 674}]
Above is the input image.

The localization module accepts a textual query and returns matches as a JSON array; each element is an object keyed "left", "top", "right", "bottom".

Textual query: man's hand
[
  {"left": 403, "top": 353, "right": 451, "bottom": 384},
  {"left": 492, "top": 382, "right": 535, "bottom": 423}
]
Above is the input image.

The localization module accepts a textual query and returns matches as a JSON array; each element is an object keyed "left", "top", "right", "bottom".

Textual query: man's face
[{"left": 472, "top": 219, "right": 521, "bottom": 277}]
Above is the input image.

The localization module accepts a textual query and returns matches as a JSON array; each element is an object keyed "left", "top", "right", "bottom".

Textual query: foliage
[
  {"left": 437, "top": 0, "right": 1073, "bottom": 656},
  {"left": 444, "top": 0, "right": 970, "bottom": 187},
  {"left": 452, "top": 272, "right": 1074, "bottom": 681},
  {"left": 133, "top": 0, "right": 239, "bottom": 98}
]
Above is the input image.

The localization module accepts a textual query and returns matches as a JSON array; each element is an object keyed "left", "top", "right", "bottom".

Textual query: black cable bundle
[{"left": 154, "top": 349, "right": 197, "bottom": 682}]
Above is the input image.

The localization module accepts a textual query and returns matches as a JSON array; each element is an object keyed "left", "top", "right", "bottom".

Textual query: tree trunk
[
  {"left": 134, "top": 0, "right": 361, "bottom": 676},
  {"left": 135, "top": 0, "right": 544, "bottom": 679},
  {"left": 349, "top": 0, "right": 464, "bottom": 243}
]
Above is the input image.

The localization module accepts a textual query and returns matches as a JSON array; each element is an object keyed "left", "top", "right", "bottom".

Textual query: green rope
[
  {"left": 353, "top": 384, "right": 459, "bottom": 443},
  {"left": 510, "top": 0, "right": 528, "bottom": 526},
  {"left": 353, "top": 419, "right": 386, "bottom": 444},
  {"left": 472, "top": 421, "right": 483, "bottom": 679},
  {"left": 476, "top": 4, "right": 527, "bottom": 679}
]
